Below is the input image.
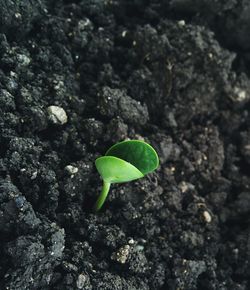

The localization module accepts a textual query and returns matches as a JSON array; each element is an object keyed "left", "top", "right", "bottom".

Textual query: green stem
[{"left": 94, "top": 181, "right": 111, "bottom": 211}]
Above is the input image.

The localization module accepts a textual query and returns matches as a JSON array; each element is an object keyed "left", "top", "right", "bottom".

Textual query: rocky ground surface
[{"left": 1, "top": 0, "right": 250, "bottom": 289}]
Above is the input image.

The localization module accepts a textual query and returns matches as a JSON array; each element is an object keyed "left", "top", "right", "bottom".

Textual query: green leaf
[
  {"left": 105, "top": 140, "right": 159, "bottom": 175},
  {"left": 95, "top": 156, "right": 144, "bottom": 183},
  {"left": 94, "top": 139, "right": 159, "bottom": 211}
]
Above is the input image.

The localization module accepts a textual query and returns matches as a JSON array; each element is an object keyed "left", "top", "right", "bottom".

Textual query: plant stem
[{"left": 93, "top": 181, "right": 111, "bottom": 211}]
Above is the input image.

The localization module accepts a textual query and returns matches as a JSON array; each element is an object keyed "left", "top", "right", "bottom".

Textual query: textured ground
[{"left": 1, "top": 0, "right": 250, "bottom": 289}]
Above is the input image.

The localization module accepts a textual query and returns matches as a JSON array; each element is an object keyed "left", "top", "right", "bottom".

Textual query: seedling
[{"left": 94, "top": 140, "right": 159, "bottom": 211}]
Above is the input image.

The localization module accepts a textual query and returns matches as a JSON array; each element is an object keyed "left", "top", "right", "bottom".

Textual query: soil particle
[
  {"left": 104, "top": 117, "right": 128, "bottom": 143},
  {"left": 99, "top": 86, "right": 149, "bottom": 125},
  {"left": 0, "top": 0, "right": 46, "bottom": 38},
  {"left": 1, "top": 179, "right": 65, "bottom": 290},
  {"left": 81, "top": 118, "right": 104, "bottom": 145},
  {"left": 172, "top": 258, "right": 207, "bottom": 290},
  {"left": 0, "top": 89, "right": 15, "bottom": 111}
]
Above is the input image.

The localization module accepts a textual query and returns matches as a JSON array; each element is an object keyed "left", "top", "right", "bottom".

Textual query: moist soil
[{"left": 1, "top": 1, "right": 250, "bottom": 289}]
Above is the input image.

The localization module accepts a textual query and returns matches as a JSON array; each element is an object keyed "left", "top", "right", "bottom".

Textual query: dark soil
[{"left": 1, "top": 1, "right": 250, "bottom": 289}]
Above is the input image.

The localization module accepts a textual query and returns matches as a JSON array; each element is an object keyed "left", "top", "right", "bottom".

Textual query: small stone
[
  {"left": 203, "top": 211, "right": 212, "bottom": 223},
  {"left": 179, "top": 181, "right": 188, "bottom": 193},
  {"left": 47, "top": 105, "right": 68, "bottom": 125},
  {"left": 179, "top": 181, "right": 195, "bottom": 193},
  {"left": 208, "top": 53, "right": 213, "bottom": 59},
  {"left": 122, "top": 30, "right": 127, "bottom": 37},
  {"left": 65, "top": 165, "right": 78, "bottom": 175},
  {"left": 128, "top": 238, "right": 135, "bottom": 245},
  {"left": 76, "top": 273, "right": 88, "bottom": 289},
  {"left": 78, "top": 18, "right": 91, "bottom": 29},
  {"left": 111, "top": 245, "right": 130, "bottom": 264},
  {"left": 178, "top": 20, "right": 186, "bottom": 27},
  {"left": 233, "top": 87, "right": 247, "bottom": 102}
]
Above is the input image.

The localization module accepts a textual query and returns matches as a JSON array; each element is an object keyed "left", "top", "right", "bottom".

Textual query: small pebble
[
  {"left": 47, "top": 105, "right": 68, "bottom": 125},
  {"left": 178, "top": 20, "right": 186, "bottom": 27},
  {"left": 111, "top": 245, "right": 130, "bottom": 264},
  {"left": 76, "top": 273, "right": 88, "bottom": 289},
  {"left": 65, "top": 165, "right": 78, "bottom": 175},
  {"left": 233, "top": 87, "right": 247, "bottom": 102},
  {"left": 203, "top": 211, "right": 212, "bottom": 223},
  {"left": 128, "top": 238, "right": 135, "bottom": 245}
]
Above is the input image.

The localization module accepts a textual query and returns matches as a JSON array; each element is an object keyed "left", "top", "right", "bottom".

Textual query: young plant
[{"left": 94, "top": 140, "right": 159, "bottom": 211}]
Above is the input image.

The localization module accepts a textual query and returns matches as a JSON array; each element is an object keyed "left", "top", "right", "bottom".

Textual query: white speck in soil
[
  {"left": 14, "top": 13, "right": 22, "bottom": 19},
  {"left": 128, "top": 238, "right": 135, "bottom": 245},
  {"left": 178, "top": 20, "right": 186, "bottom": 27},
  {"left": 31, "top": 171, "right": 38, "bottom": 180},
  {"left": 233, "top": 87, "right": 247, "bottom": 102}
]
